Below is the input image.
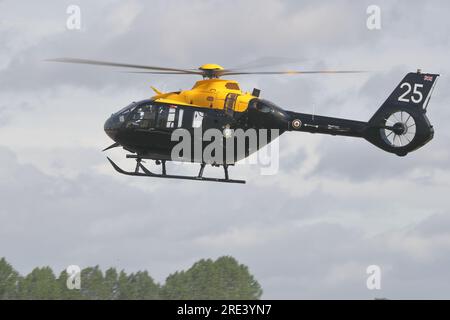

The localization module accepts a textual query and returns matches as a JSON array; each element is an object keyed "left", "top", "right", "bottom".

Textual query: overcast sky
[{"left": 1, "top": 0, "right": 450, "bottom": 299}]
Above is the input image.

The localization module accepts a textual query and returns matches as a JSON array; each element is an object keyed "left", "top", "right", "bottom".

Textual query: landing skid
[{"left": 106, "top": 157, "right": 246, "bottom": 184}]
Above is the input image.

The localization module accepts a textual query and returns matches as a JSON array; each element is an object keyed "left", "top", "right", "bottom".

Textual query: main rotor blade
[
  {"left": 46, "top": 58, "right": 203, "bottom": 75},
  {"left": 118, "top": 71, "right": 197, "bottom": 75},
  {"left": 226, "top": 56, "right": 307, "bottom": 72},
  {"left": 221, "top": 70, "right": 368, "bottom": 76}
]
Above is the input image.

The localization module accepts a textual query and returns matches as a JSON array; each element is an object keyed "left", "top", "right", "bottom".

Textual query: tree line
[{"left": 0, "top": 256, "right": 262, "bottom": 300}]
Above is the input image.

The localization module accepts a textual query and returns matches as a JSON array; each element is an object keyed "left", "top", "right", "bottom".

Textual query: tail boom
[
  {"left": 286, "top": 71, "right": 439, "bottom": 156},
  {"left": 286, "top": 111, "right": 367, "bottom": 138}
]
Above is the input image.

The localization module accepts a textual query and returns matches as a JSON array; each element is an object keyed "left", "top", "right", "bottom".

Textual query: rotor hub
[
  {"left": 392, "top": 122, "right": 407, "bottom": 135},
  {"left": 198, "top": 64, "right": 225, "bottom": 78}
]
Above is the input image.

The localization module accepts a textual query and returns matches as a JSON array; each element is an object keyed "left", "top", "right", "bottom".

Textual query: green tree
[
  {"left": 161, "top": 256, "right": 262, "bottom": 300},
  {"left": 79, "top": 266, "right": 106, "bottom": 300},
  {"left": 1, "top": 256, "right": 263, "bottom": 300},
  {"left": 103, "top": 267, "right": 119, "bottom": 299},
  {"left": 0, "top": 257, "right": 20, "bottom": 299},
  {"left": 118, "top": 270, "right": 160, "bottom": 299},
  {"left": 19, "top": 266, "right": 60, "bottom": 299},
  {"left": 57, "top": 270, "right": 82, "bottom": 300}
]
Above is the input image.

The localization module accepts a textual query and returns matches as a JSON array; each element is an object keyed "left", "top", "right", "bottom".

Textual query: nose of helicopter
[{"left": 104, "top": 115, "right": 121, "bottom": 140}]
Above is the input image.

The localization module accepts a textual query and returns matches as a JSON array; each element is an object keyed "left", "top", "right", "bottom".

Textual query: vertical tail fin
[{"left": 365, "top": 71, "right": 439, "bottom": 156}]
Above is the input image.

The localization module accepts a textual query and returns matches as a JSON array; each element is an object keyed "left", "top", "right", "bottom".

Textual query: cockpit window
[
  {"left": 116, "top": 102, "right": 137, "bottom": 115},
  {"left": 127, "top": 103, "right": 158, "bottom": 129},
  {"left": 157, "top": 107, "right": 169, "bottom": 128},
  {"left": 125, "top": 102, "right": 185, "bottom": 129}
]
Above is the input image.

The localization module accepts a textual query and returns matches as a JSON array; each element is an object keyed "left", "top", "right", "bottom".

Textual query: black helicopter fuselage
[
  {"left": 105, "top": 71, "right": 438, "bottom": 166},
  {"left": 47, "top": 57, "right": 439, "bottom": 183},
  {"left": 104, "top": 98, "right": 291, "bottom": 163}
]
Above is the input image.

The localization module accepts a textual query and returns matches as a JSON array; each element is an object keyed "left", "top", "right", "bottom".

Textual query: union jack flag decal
[{"left": 424, "top": 75, "right": 433, "bottom": 81}]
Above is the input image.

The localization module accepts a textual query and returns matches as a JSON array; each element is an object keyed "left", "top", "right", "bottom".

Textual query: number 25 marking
[{"left": 398, "top": 83, "right": 423, "bottom": 103}]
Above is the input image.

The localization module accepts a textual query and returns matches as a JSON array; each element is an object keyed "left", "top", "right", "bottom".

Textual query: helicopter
[{"left": 49, "top": 58, "right": 439, "bottom": 184}]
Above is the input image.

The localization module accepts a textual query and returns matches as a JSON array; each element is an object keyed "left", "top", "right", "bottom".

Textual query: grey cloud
[
  {"left": 309, "top": 137, "right": 450, "bottom": 182},
  {"left": 1, "top": 0, "right": 450, "bottom": 299},
  {"left": 0, "top": 0, "right": 391, "bottom": 91},
  {"left": 0, "top": 145, "right": 316, "bottom": 278},
  {"left": 409, "top": 213, "right": 450, "bottom": 237},
  {"left": 202, "top": 212, "right": 450, "bottom": 299},
  {"left": 2, "top": 144, "right": 450, "bottom": 299}
]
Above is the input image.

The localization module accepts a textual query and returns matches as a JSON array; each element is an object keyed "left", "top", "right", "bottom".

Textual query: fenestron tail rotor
[{"left": 382, "top": 111, "right": 417, "bottom": 148}]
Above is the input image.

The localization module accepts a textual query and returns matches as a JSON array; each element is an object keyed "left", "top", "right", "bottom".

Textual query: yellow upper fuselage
[{"left": 151, "top": 78, "right": 256, "bottom": 112}]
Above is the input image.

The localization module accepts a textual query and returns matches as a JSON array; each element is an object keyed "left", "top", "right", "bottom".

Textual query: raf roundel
[{"left": 292, "top": 119, "right": 302, "bottom": 129}]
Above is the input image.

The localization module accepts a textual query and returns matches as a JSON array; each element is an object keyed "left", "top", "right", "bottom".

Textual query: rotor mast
[{"left": 198, "top": 64, "right": 225, "bottom": 79}]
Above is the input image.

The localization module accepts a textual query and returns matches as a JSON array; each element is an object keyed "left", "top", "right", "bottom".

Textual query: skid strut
[{"left": 107, "top": 157, "right": 245, "bottom": 184}]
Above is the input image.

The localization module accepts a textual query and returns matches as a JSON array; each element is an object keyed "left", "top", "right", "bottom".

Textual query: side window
[
  {"left": 224, "top": 93, "right": 238, "bottom": 115},
  {"left": 177, "top": 109, "right": 184, "bottom": 127},
  {"left": 192, "top": 111, "right": 204, "bottom": 128},
  {"left": 166, "top": 107, "right": 176, "bottom": 128},
  {"left": 256, "top": 101, "right": 272, "bottom": 113},
  {"left": 155, "top": 105, "right": 184, "bottom": 129}
]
